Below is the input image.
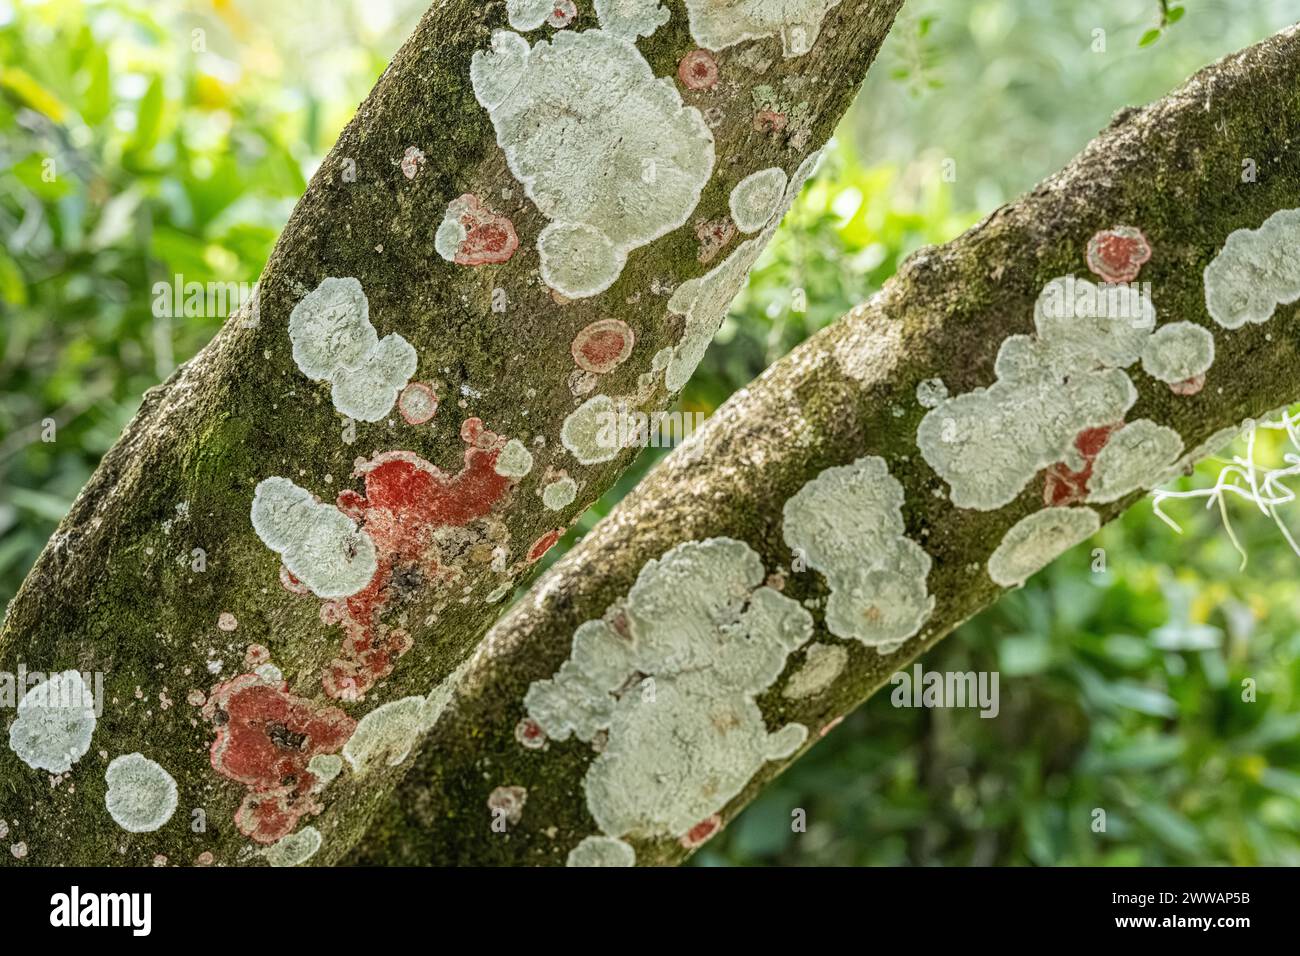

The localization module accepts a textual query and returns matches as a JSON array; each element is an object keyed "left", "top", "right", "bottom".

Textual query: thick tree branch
[
  {"left": 357, "top": 25, "right": 1300, "bottom": 866},
  {"left": 0, "top": 2, "right": 902, "bottom": 865}
]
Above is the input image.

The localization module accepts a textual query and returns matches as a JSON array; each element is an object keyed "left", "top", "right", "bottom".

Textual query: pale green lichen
[
  {"left": 782, "top": 456, "right": 933, "bottom": 649},
  {"left": 684, "top": 0, "right": 844, "bottom": 57},
  {"left": 1087, "top": 419, "right": 1184, "bottom": 503},
  {"left": 781, "top": 642, "right": 848, "bottom": 699},
  {"left": 666, "top": 151, "right": 820, "bottom": 391},
  {"left": 918, "top": 276, "right": 1155, "bottom": 510},
  {"left": 471, "top": 30, "right": 714, "bottom": 298},
  {"left": 287, "top": 277, "right": 415, "bottom": 422},
  {"left": 594, "top": 0, "right": 670, "bottom": 38},
  {"left": 987, "top": 507, "right": 1100, "bottom": 588},
  {"left": 251, "top": 477, "right": 377, "bottom": 599},
  {"left": 342, "top": 696, "right": 425, "bottom": 774},
  {"left": 1140, "top": 321, "right": 1215, "bottom": 384},
  {"left": 1204, "top": 207, "right": 1300, "bottom": 328},
  {"left": 525, "top": 537, "right": 811, "bottom": 841},
  {"left": 729, "top": 167, "right": 788, "bottom": 233},
  {"left": 265, "top": 826, "right": 322, "bottom": 867},
  {"left": 8, "top": 670, "right": 96, "bottom": 774},
  {"left": 542, "top": 476, "right": 578, "bottom": 510},
  {"left": 104, "top": 753, "right": 178, "bottom": 833},
  {"left": 566, "top": 834, "right": 637, "bottom": 867},
  {"left": 494, "top": 438, "right": 534, "bottom": 478}
]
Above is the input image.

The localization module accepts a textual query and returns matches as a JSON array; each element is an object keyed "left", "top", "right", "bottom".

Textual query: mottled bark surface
[
  {"left": 0, "top": 2, "right": 902, "bottom": 865},
  {"left": 357, "top": 26, "right": 1300, "bottom": 866}
]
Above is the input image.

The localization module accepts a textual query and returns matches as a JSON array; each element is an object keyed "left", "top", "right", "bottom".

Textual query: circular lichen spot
[{"left": 104, "top": 753, "right": 178, "bottom": 833}]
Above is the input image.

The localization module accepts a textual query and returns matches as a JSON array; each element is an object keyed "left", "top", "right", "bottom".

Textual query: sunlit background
[{"left": 2, "top": 0, "right": 1299, "bottom": 865}]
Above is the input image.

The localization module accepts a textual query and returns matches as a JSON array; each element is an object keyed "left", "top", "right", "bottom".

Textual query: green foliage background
[{"left": 2, "top": 0, "right": 1299, "bottom": 865}]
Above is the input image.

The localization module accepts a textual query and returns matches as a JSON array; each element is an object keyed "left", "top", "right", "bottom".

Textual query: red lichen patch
[
  {"left": 515, "top": 717, "right": 547, "bottom": 751},
  {"left": 322, "top": 432, "right": 513, "bottom": 699},
  {"left": 447, "top": 194, "right": 519, "bottom": 266},
  {"left": 546, "top": 0, "right": 576, "bottom": 27},
  {"left": 678, "top": 49, "right": 718, "bottom": 91},
  {"left": 1042, "top": 423, "right": 1121, "bottom": 506},
  {"left": 398, "top": 382, "right": 439, "bottom": 425},
  {"left": 695, "top": 217, "right": 738, "bottom": 264},
  {"left": 245, "top": 644, "right": 271, "bottom": 667},
  {"left": 527, "top": 529, "right": 562, "bottom": 563},
  {"left": 400, "top": 146, "right": 425, "bottom": 180},
  {"left": 279, "top": 565, "right": 311, "bottom": 595},
  {"left": 1085, "top": 226, "right": 1151, "bottom": 284},
  {"left": 1170, "top": 373, "right": 1205, "bottom": 396},
  {"left": 203, "top": 674, "right": 356, "bottom": 844},
  {"left": 753, "top": 109, "right": 788, "bottom": 135},
  {"left": 680, "top": 814, "right": 722, "bottom": 849},
  {"left": 571, "top": 318, "right": 635, "bottom": 374}
]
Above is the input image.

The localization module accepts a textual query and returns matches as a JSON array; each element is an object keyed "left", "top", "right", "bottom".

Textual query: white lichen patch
[
  {"left": 729, "top": 167, "right": 788, "bottom": 233},
  {"left": 561, "top": 394, "right": 624, "bottom": 464},
  {"left": 307, "top": 753, "right": 342, "bottom": 786},
  {"left": 1140, "top": 321, "right": 1215, "bottom": 384},
  {"left": 265, "top": 826, "right": 322, "bottom": 867},
  {"left": 567, "top": 834, "right": 637, "bottom": 867},
  {"left": 506, "top": 0, "right": 553, "bottom": 30},
  {"left": 419, "top": 658, "right": 470, "bottom": 733},
  {"left": 781, "top": 642, "right": 848, "bottom": 699},
  {"left": 595, "top": 0, "right": 670, "bottom": 38},
  {"left": 1204, "top": 207, "right": 1300, "bottom": 328},
  {"left": 917, "top": 276, "right": 1156, "bottom": 510},
  {"left": 665, "top": 151, "right": 820, "bottom": 391},
  {"left": 434, "top": 205, "right": 469, "bottom": 261},
  {"left": 684, "top": 0, "right": 844, "bottom": 57},
  {"left": 987, "top": 507, "right": 1100, "bottom": 588},
  {"left": 543, "top": 476, "right": 578, "bottom": 510},
  {"left": 471, "top": 30, "right": 714, "bottom": 298},
  {"left": 288, "top": 278, "right": 415, "bottom": 422},
  {"left": 915, "top": 378, "right": 948, "bottom": 409},
  {"left": 251, "top": 477, "right": 378, "bottom": 599},
  {"left": 8, "top": 670, "right": 97, "bottom": 773},
  {"left": 1086, "top": 419, "right": 1184, "bottom": 504},
  {"left": 494, "top": 438, "right": 534, "bottom": 478},
  {"left": 525, "top": 537, "right": 812, "bottom": 841},
  {"left": 104, "top": 753, "right": 178, "bottom": 833},
  {"left": 342, "top": 696, "right": 425, "bottom": 774},
  {"left": 782, "top": 457, "right": 934, "bottom": 648}
]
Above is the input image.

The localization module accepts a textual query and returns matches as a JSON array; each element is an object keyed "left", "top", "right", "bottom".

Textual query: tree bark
[
  {"left": 0, "top": 2, "right": 903, "bottom": 865},
  {"left": 355, "top": 25, "right": 1300, "bottom": 866}
]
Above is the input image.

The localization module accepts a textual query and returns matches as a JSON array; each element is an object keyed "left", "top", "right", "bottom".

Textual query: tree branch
[{"left": 357, "top": 25, "right": 1300, "bottom": 866}]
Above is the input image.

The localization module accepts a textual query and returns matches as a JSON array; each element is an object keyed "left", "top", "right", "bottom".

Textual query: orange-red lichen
[
  {"left": 322, "top": 426, "right": 514, "bottom": 699},
  {"left": 1042, "top": 423, "right": 1121, "bottom": 507},
  {"left": 528, "top": 529, "right": 562, "bottom": 563},
  {"left": 1085, "top": 226, "right": 1151, "bottom": 284},
  {"left": 438, "top": 194, "right": 519, "bottom": 266},
  {"left": 680, "top": 814, "right": 722, "bottom": 849},
  {"left": 571, "top": 318, "right": 635, "bottom": 374},
  {"left": 678, "top": 49, "right": 718, "bottom": 91},
  {"left": 203, "top": 674, "right": 356, "bottom": 844}
]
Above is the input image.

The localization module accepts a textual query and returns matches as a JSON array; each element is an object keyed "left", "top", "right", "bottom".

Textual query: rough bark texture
[
  {"left": 356, "top": 26, "right": 1300, "bottom": 866},
  {"left": 0, "top": 2, "right": 902, "bottom": 865}
]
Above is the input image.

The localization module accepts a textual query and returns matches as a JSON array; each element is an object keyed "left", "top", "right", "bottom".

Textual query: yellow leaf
[{"left": 0, "top": 66, "right": 68, "bottom": 123}]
